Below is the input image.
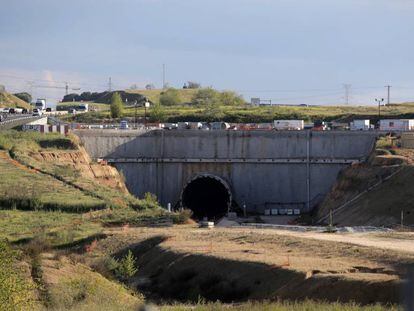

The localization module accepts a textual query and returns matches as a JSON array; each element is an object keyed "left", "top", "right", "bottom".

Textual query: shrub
[
  {"left": 219, "top": 91, "right": 245, "bottom": 106},
  {"left": 159, "top": 88, "right": 181, "bottom": 106},
  {"left": 192, "top": 87, "right": 219, "bottom": 106},
  {"left": 38, "top": 137, "right": 76, "bottom": 150},
  {"left": 149, "top": 103, "right": 166, "bottom": 122},
  {"left": 172, "top": 209, "right": 193, "bottom": 224},
  {"left": 13, "top": 92, "right": 32, "bottom": 103},
  {"left": 110, "top": 92, "right": 124, "bottom": 118},
  {"left": 131, "top": 192, "right": 160, "bottom": 210},
  {"left": 107, "top": 250, "right": 138, "bottom": 279}
]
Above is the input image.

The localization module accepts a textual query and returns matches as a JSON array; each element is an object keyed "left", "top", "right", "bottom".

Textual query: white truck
[
  {"left": 35, "top": 99, "right": 46, "bottom": 111},
  {"left": 273, "top": 120, "right": 304, "bottom": 130}
]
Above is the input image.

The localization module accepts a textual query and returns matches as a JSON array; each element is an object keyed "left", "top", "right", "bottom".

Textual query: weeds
[{"left": 0, "top": 240, "right": 36, "bottom": 310}]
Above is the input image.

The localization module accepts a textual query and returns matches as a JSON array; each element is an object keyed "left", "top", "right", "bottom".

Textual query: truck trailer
[{"left": 273, "top": 120, "right": 304, "bottom": 130}]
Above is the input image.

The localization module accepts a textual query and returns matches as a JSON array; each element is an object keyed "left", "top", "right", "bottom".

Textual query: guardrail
[{"left": 0, "top": 115, "right": 41, "bottom": 130}]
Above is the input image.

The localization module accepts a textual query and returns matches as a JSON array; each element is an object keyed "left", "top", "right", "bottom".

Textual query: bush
[
  {"left": 219, "top": 91, "right": 244, "bottom": 106},
  {"left": 172, "top": 209, "right": 193, "bottom": 224},
  {"left": 149, "top": 103, "right": 166, "bottom": 122},
  {"left": 110, "top": 92, "right": 124, "bottom": 118},
  {"left": 13, "top": 92, "right": 32, "bottom": 103},
  {"left": 192, "top": 87, "right": 219, "bottom": 106},
  {"left": 107, "top": 250, "right": 138, "bottom": 279},
  {"left": 130, "top": 192, "right": 160, "bottom": 210},
  {"left": 159, "top": 88, "right": 182, "bottom": 106}
]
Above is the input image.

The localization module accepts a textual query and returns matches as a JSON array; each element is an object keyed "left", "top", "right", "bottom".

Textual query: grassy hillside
[
  {"left": 0, "top": 130, "right": 158, "bottom": 212},
  {"left": 317, "top": 136, "right": 414, "bottom": 227},
  {"left": 0, "top": 91, "right": 31, "bottom": 109}
]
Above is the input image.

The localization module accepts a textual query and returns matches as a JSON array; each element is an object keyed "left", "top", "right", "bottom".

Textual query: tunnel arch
[{"left": 181, "top": 174, "right": 232, "bottom": 220}]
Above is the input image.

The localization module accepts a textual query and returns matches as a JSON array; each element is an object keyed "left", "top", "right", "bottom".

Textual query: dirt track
[{"left": 241, "top": 228, "right": 414, "bottom": 254}]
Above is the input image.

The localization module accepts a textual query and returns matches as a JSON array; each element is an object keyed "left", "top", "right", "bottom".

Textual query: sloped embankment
[
  {"left": 0, "top": 130, "right": 142, "bottom": 211},
  {"left": 29, "top": 146, "right": 128, "bottom": 193},
  {"left": 316, "top": 155, "right": 414, "bottom": 226},
  {"left": 0, "top": 91, "right": 31, "bottom": 109}
]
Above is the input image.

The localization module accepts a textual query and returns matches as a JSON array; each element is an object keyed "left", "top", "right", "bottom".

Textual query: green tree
[
  {"left": 159, "top": 88, "right": 181, "bottom": 106},
  {"left": 110, "top": 92, "right": 124, "bottom": 118},
  {"left": 149, "top": 103, "right": 166, "bottom": 122},
  {"left": 13, "top": 92, "right": 32, "bottom": 103},
  {"left": 116, "top": 250, "right": 138, "bottom": 279},
  {"left": 192, "top": 87, "right": 219, "bottom": 106},
  {"left": 219, "top": 91, "right": 244, "bottom": 106}
]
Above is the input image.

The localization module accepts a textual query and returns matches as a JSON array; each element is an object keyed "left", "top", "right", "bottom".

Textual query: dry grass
[{"left": 0, "top": 91, "right": 31, "bottom": 109}]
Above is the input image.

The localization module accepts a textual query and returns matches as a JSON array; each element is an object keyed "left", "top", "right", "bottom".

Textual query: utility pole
[
  {"left": 385, "top": 85, "right": 392, "bottom": 106},
  {"left": 108, "top": 77, "right": 112, "bottom": 92},
  {"left": 65, "top": 82, "right": 69, "bottom": 96},
  {"left": 343, "top": 84, "right": 351, "bottom": 105}
]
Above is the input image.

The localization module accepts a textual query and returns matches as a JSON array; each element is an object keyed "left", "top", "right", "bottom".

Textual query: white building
[
  {"left": 350, "top": 119, "right": 371, "bottom": 131},
  {"left": 380, "top": 119, "right": 414, "bottom": 131}
]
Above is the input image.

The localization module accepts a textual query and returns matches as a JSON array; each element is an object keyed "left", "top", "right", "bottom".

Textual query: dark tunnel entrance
[{"left": 181, "top": 175, "right": 232, "bottom": 220}]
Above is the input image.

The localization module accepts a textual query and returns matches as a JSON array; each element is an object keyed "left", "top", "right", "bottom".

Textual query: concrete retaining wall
[{"left": 75, "top": 129, "right": 377, "bottom": 213}]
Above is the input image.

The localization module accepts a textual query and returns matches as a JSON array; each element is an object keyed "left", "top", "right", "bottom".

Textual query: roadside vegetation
[{"left": 60, "top": 88, "right": 414, "bottom": 124}]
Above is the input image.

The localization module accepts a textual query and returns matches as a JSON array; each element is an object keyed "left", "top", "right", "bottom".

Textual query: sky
[{"left": 1, "top": 0, "right": 414, "bottom": 105}]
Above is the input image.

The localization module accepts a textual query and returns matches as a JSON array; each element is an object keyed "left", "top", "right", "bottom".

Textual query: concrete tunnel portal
[{"left": 181, "top": 174, "right": 232, "bottom": 219}]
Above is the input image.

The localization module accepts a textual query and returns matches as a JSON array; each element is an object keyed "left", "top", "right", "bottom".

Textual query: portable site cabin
[
  {"left": 350, "top": 120, "right": 371, "bottom": 131},
  {"left": 379, "top": 119, "right": 414, "bottom": 131},
  {"left": 273, "top": 120, "right": 304, "bottom": 130}
]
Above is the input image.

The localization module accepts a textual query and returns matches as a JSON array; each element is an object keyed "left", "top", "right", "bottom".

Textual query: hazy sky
[{"left": 1, "top": 0, "right": 414, "bottom": 105}]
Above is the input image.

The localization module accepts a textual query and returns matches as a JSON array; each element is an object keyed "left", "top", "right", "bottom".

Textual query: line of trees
[{"left": 159, "top": 87, "right": 245, "bottom": 107}]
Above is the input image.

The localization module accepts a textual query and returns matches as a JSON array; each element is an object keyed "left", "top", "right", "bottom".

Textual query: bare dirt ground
[
  {"left": 79, "top": 225, "right": 414, "bottom": 304},
  {"left": 241, "top": 228, "right": 414, "bottom": 254}
]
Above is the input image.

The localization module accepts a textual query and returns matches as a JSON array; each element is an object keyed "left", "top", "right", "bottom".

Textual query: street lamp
[
  {"left": 144, "top": 101, "right": 150, "bottom": 128},
  {"left": 375, "top": 98, "right": 384, "bottom": 128}
]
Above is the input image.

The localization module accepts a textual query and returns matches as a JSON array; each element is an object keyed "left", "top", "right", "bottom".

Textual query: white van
[{"left": 32, "top": 108, "right": 43, "bottom": 116}]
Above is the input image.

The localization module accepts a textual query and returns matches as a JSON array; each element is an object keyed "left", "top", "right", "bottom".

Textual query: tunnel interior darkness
[{"left": 181, "top": 176, "right": 231, "bottom": 220}]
